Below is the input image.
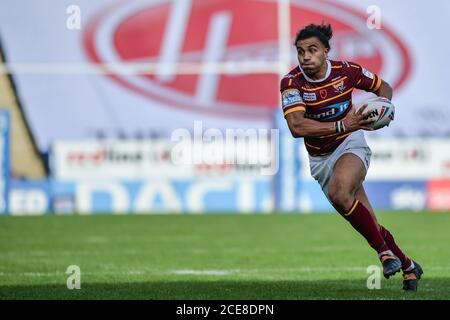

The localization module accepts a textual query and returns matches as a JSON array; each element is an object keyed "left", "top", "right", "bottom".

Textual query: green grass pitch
[{"left": 0, "top": 212, "right": 449, "bottom": 300}]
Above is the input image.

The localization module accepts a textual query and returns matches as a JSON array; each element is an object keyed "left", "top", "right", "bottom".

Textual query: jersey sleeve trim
[
  {"left": 369, "top": 76, "right": 376, "bottom": 91},
  {"left": 371, "top": 77, "right": 382, "bottom": 92},
  {"left": 283, "top": 105, "right": 306, "bottom": 117}
]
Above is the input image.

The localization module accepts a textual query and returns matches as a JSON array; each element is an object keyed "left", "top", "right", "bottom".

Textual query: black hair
[{"left": 294, "top": 23, "right": 333, "bottom": 50}]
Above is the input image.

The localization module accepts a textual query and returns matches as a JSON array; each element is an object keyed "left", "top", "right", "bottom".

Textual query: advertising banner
[
  {"left": 9, "top": 180, "right": 51, "bottom": 215},
  {"left": 300, "top": 138, "right": 450, "bottom": 181},
  {"left": 427, "top": 180, "right": 450, "bottom": 211},
  {"left": 0, "top": 109, "right": 10, "bottom": 214},
  {"left": 1, "top": 0, "right": 449, "bottom": 153},
  {"left": 51, "top": 135, "right": 275, "bottom": 180},
  {"left": 52, "top": 177, "right": 273, "bottom": 214},
  {"left": 366, "top": 139, "right": 450, "bottom": 180}
]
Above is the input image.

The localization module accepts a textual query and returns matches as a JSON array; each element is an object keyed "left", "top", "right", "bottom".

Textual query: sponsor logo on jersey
[
  {"left": 304, "top": 101, "right": 350, "bottom": 121},
  {"left": 362, "top": 68, "right": 374, "bottom": 79},
  {"left": 282, "top": 89, "right": 302, "bottom": 108},
  {"left": 303, "top": 92, "right": 317, "bottom": 101}
]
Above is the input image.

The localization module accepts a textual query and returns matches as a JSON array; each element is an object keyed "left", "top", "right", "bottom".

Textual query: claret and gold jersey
[{"left": 280, "top": 60, "right": 381, "bottom": 156}]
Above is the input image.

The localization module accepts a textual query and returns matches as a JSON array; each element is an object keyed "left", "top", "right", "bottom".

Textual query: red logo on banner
[
  {"left": 427, "top": 180, "right": 450, "bottom": 211},
  {"left": 84, "top": 0, "right": 411, "bottom": 118}
]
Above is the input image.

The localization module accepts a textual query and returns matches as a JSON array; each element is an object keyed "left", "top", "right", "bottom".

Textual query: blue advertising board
[
  {"left": 51, "top": 178, "right": 273, "bottom": 214},
  {"left": 0, "top": 109, "right": 10, "bottom": 214},
  {"left": 9, "top": 179, "right": 51, "bottom": 214},
  {"left": 273, "top": 110, "right": 303, "bottom": 212}
]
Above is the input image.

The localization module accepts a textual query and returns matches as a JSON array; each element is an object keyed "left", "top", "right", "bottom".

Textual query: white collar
[{"left": 299, "top": 60, "right": 331, "bottom": 83}]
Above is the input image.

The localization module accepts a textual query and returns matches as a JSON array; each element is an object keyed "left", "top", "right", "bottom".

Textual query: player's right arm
[
  {"left": 284, "top": 107, "right": 373, "bottom": 138},
  {"left": 280, "top": 77, "right": 373, "bottom": 138}
]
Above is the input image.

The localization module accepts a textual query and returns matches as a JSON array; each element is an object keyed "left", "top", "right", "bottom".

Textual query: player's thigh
[{"left": 328, "top": 153, "right": 367, "bottom": 198}]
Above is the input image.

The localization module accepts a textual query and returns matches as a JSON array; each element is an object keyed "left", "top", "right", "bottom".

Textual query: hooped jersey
[{"left": 280, "top": 60, "right": 382, "bottom": 156}]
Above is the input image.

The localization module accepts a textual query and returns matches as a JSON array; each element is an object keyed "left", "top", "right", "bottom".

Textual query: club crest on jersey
[
  {"left": 319, "top": 89, "right": 327, "bottom": 99},
  {"left": 303, "top": 92, "right": 317, "bottom": 101},
  {"left": 333, "top": 80, "right": 346, "bottom": 94},
  {"left": 304, "top": 101, "right": 350, "bottom": 121},
  {"left": 282, "top": 89, "right": 302, "bottom": 108}
]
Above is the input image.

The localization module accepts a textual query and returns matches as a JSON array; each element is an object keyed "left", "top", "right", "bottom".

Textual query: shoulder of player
[
  {"left": 330, "top": 60, "right": 366, "bottom": 82},
  {"left": 280, "top": 66, "right": 303, "bottom": 90},
  {"left": 330, "top": 60, "right": 361, "bottom": 71}
]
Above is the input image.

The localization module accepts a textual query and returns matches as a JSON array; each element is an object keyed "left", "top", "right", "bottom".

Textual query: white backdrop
[{"left": 1, "top": 0, "right": 450, "bottom": 152}]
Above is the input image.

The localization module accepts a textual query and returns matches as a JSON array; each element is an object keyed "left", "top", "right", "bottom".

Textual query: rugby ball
[{"left": 355, "top": 97, "right": 395, "bottom": 130}]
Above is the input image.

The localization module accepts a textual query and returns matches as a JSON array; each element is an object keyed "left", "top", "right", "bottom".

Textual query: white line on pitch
[{"left": 168, "top": 269, "right": 241, "bottom": 276}]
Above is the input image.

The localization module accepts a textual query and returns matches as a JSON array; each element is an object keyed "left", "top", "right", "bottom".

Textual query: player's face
[{"left": 296, "top": 37, "right": 328, "bottom": 75}]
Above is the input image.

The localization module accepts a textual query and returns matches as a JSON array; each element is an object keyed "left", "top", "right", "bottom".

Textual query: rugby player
[{"left": 280, "top": 23, "right": 423, "bottom": 291}]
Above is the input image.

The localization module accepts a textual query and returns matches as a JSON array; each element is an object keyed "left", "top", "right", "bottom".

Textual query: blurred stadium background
[{"left": 0, "top": 0, "right": 450, "bottom": 299}]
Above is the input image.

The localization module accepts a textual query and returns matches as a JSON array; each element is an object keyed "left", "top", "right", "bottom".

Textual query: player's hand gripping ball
[{"left": 355, "top": 97, "right": 395, "bottom": 130}]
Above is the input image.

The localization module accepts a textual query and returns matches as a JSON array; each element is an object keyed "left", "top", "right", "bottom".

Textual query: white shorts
[{"left": 308, "top": 130, "right": 372, "bottom": 199}]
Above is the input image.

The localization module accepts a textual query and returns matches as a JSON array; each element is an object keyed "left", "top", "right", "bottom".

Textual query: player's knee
[{"left": 328, "top": 188, "right": 354, "bottom": 212}]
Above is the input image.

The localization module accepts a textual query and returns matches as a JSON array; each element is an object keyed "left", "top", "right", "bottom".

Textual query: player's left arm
[
  {"left": 351, "top": 62, "right": 393, "bottom": 100},
  {"left": 373, "top": 79, "right": 393, "bottom": 100}
]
